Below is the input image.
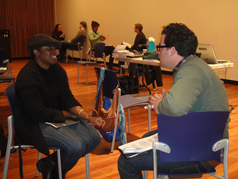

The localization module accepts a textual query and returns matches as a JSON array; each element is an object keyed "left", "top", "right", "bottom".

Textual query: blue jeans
[
  {"left": 39, "top": 119, "right": 101, "bottom": 173},
  {"left": 118, "top": 130, "right": 215, "bottom": 179}
]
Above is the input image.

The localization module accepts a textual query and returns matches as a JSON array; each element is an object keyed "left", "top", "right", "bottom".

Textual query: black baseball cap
[{"left": 27, "top": 34, "right": 62, "bottom": 53}]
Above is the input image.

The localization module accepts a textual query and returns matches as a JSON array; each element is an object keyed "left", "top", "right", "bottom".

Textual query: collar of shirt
[{"left": 172, "top": 55, "right": 195, "bottom": 74}]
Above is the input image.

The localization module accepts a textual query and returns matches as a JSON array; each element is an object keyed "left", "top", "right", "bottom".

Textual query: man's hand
[{"left": 149, "top": 88, "right": 166, "bottom": 113}]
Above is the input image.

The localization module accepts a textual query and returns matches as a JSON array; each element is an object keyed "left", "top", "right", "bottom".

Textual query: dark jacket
[
  {"left": 52, "top": 30, "right": 65, "bottom": 41},
  {"left": 15, "top": 59, "right": 81, "bottom": 155},
  {"left": 131, "top": 31, "right": 147, "bottom": 50}
]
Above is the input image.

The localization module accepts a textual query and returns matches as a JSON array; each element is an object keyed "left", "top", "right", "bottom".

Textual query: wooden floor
[{"left": 0, "top": 59, "right": 238, "bottom": 179}]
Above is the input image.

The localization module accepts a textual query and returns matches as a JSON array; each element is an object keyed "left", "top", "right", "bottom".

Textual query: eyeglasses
[{"left": 156, "top": 45, "right": 171, "bottom": 52}]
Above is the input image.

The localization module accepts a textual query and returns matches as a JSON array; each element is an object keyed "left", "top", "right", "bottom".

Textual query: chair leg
[
  {"left": 35, "top": 152, "right": 42, "bottom": 177},
  {"left": 86, "top": 64, "right": 89, "bottom": 86},
  {"left": 57, "top": 149, "right": 62, "bottom": 179},
  {"left": 144, "top": 171, "right": 148, "bottom": 179},
  {"left": 111, "top": 94, "right": 121, "bottom": 153},
  {"left": 111, "top": 123, "right": 118, "bottom": 153},
  {"left": 77, "top": 63, "right": 80, "bottom": 84},
  {"left": 66, "top": 50, "right": 68, "bottom": 64},
  {"left": 148, "top": 107, "right": 151, "bottom": 131},
  {"left": 128, "top": 108, "right": 130, "bottom": 134},
  {"left": 2, "top": 117, "right": 14, "bottom": 179},
  {"left": 85, "top": 153, "right": 90, "bottom": 179}
]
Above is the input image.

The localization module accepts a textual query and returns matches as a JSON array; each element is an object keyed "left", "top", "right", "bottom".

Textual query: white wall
[{"left": 55, "top": 0, "right": 238, "bottom": 81}]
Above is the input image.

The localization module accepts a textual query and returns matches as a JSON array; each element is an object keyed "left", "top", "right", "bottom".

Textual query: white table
[
  {"left": 114, "top": 54, "right": 234, "bottom": 70},
  {"left": 114, "top": 54, "right": 234, "bottom": 93}
]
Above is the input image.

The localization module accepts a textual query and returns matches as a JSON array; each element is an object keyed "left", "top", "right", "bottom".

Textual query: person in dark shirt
[
  {"left": 131, "top": 23, "right": 147, "bottom": 51},
  {"left": 15, "top": 34, "right": 102, "bottom": 178},
  {"left": 58, "top": 21, "right": 87, "bottom": 62},
  {"left": 52, "top": 24, "right": 65, "bottom": 41}
]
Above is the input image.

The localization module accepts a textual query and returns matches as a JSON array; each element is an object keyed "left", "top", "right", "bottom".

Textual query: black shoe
[{"left": 37, "top": 156, "right": 57, "bottom": 179}]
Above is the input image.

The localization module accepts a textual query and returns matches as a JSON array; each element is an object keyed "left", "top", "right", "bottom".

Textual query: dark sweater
[
  {"left": 15, "top": 59, "right": 81, "bottom": 154},
  {"left": 131, "top": 31, "right": 147, "bottom": 50}
]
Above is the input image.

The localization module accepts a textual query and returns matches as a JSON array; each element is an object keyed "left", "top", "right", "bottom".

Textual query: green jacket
[
  {"left": 88, "top": 30, "right": 105, "bottom": 49},
  {"left": 158, "top": 56, "right": 230, "bottom": 138}
]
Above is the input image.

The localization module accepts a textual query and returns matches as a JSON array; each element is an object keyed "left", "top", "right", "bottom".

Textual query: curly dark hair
[
  {"left": 91, "top": 21, "right": 100, "bottom": 28},
  {"left": 162, "top": 23, "right": 198, "bottom": 58}
]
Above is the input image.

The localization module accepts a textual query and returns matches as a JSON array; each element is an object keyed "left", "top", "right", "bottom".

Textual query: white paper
[{"left": 118, "top": 133, "right": 158, "bottom": 154}]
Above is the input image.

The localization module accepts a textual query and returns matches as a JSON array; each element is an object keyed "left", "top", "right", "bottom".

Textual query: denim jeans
[
  {"left": 39, "top": 119, "right": 101, "bottom": 173},
  {"left": 118, "top": 130, "right": 215, "bottom": 179}
]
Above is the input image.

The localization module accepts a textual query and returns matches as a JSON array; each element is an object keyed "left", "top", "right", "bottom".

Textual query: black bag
[
  {"left": 118, "top": 75, "right": 139, "bottom": 95},
  {"left": 0, "top": 122, "right": 7, "bottom": 158}
]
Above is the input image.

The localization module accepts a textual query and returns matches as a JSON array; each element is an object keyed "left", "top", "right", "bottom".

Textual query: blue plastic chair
[
  {"left": 94, "top": 67, "right": 121, "bottom": 152},
  {"left": 152, "top": 111, "right": 230, "bottom": 179},
  {"left": 94, "top": 67, "right": 152, "bottom": 152}
]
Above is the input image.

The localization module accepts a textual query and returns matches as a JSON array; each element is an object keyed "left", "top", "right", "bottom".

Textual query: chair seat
[
  {"left": 121, "top": 93, "right": 151, "bottom": 133},
  {"left": 0, "top": 75, "right": 15, "bottom": 83},
  {"left": 77, "top": 61, "right": 99, "bottom": 85},
  {"left": 77, "top": 61, "right": 98, "bottom": 65}
]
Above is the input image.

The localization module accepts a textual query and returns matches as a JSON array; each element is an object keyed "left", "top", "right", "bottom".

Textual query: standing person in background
[
  {"left": 88, "top": 21, "right": 117, "bottom": 71},
  {"left": 58, "top": 21, "right": 87, "bottom": 62},
  {"left": 52, "top": 24, "right": 65, "bottom": 41}
]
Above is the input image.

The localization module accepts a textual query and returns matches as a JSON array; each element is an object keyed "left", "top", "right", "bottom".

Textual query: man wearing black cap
[
  {"left": 58, "top": 21, "right": 87, "bottom": 62},
  {"left": 15, "top": 34, "right": 102, "bottom": 179}
]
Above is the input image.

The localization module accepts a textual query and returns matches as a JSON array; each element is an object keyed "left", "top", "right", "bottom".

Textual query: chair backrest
[
  {"left": 94, "top": 43, "right": 105, "bottom": 58},
  {"left": 0, "top": 49, "right": 7, "bottom": 67},
  {"left": 157, "top": 111, "right": 229, "bottom": 162},
  {"left": 78, "top": 35, "right": 86, "bottom": 47},
  {"left": 5, "top": 84, "right": 15, "bottom": 116},
  {"left": 94, "top": 67, "right": 118, "bottom": 99}
]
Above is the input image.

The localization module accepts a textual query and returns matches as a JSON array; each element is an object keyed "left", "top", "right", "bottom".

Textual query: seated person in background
[
  {"left": 58, "top": 21, "right": 87, "bottom": 62},
  {"left": 118, "top": 23, "right": 230, "bottom": 179},
  {"left": 15, "top": 34, "right": 102, "bottom": 178},
  {"left": 52, "top": 24, "right": 65, "bottom": 41},
  {"left": 125, "top": 23, "right": 148, "bottom": 79},
  {"left": 88, "top": 21, "right": 117, "bottom": 71},
  {"left": 130, "top": 23, "right": 147, "bottom": 51}
]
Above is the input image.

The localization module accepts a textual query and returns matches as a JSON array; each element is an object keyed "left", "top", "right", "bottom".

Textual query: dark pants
[
  {"left": 39, "top": 120, "right": 101, "bottom": 173},
  {"left": 58, "top": 42, "right": 79, "bottom": 62},
  {"left": 118, "top": 130, "right": 215, "bottom": 179},
  {"left": 104, "top": 45, "right": 123, "bottom": 70}
]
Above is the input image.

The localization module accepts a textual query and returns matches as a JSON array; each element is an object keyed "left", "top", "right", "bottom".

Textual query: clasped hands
[
  {"left": 63, "top": 110, "right": 103, "bottom": 126},
  {"left": 100, "top": 34, "right": 108, "bottom": 39},
  {"left": 149, "top": 88, "right": 166, "bottom": 114}
]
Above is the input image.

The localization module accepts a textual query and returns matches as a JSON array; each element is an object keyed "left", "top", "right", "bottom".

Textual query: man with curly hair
[{"left": 117, "top": 23, "right": 230, "bottom": 179}]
